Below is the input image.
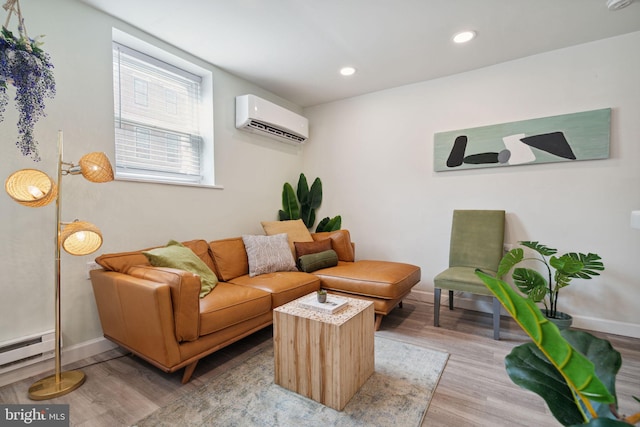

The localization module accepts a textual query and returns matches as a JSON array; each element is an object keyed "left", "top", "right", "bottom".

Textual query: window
[{"left": 112, "top": 30, "right": 214, "bottom": 186}]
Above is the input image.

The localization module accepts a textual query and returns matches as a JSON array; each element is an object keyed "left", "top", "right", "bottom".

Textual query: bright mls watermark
[{"left": 1, "top": 405, "right": 69, "bottom": 426}]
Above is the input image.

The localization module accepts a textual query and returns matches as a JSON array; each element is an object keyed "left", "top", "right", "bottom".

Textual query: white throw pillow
[{"left": 242, "top": 233, "right": 298, "bottom": 277}]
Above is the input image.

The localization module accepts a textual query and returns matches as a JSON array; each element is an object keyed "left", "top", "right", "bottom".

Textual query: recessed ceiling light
[
  {"left": 340, "top": 66, "right": 356, "bottom": 76},
  {"left": 453, "top": 30, "right": 476, "bottom": 44}
]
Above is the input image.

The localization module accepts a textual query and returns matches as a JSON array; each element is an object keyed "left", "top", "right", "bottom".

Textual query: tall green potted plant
[
  {"left": 497, "top": 241, "right": 604, "bottom": 329},
  {"left": 278, "top": 173, "right": 341, "bottom": 232}
]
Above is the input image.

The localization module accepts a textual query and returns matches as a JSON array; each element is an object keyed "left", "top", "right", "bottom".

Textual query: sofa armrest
[
  {"left": 90, "top": 269, "right": 183, "bottom": 368},
  {"left": 127, "top": 266, "right": 201, "bottom": 342}
]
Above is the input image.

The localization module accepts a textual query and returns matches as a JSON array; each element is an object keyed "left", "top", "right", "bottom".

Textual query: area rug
[{"left": 134, "top": 336, "right": 449, "bottom": 427}]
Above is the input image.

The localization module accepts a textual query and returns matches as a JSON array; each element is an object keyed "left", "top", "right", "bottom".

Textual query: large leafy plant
[
  {"left": 498, "top": 241, "right": 604, "bottom": 319},
  {"left": 278, "top": 173, "right": 341, "bottom": 232},
  {"left": 476, "top": 270, "right": 639, "bottom": 426}
]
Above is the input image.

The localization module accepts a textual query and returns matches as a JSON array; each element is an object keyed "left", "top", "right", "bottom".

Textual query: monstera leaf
[
  {"left": 512, "top": 267, "right": 548, "bottom": 302},
  {"left": 497, "top": 247, "right": 525, "bottom": 277},
  {"left": 521, "top": 241, "right": 558, "bottom": 257}
]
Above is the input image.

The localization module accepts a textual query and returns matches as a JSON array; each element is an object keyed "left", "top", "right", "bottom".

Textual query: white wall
[
  {"left": 303, "top": 31, "right": 640, "bottom": 338},
  {"left": 0, "top": 0, "right": 305, "bottom": 351},
  {"left": 2, "top": 2, "right": 638, "bottom": 387}
]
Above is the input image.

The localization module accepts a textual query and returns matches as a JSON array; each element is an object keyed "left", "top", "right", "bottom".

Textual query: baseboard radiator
[{"left": 0, "top": 330, "right": 56, "bottom": 374}]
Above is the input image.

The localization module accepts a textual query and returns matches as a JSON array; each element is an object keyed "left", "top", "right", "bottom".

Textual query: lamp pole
[
  {"left": 54, "top": 130, "right": 64, "bottom": 385},
  {"left": 28, "top": 131, "right": 86, "bottom": 400}
]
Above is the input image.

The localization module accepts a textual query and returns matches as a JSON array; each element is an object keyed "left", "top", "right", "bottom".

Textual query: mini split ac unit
[{"left": 235, "top": 94, "right": 309, "bottom": 144}]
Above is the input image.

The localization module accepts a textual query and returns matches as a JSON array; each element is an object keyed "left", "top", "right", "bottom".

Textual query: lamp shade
[
  {"left": 59, "top": 221, "right": 103, "bottom": 255},
  {"left": 78, "top": 152, "right": 114, "bottom": 183},
  {"left": 5, "top": 169, "right": 58, "bottom": 207}
]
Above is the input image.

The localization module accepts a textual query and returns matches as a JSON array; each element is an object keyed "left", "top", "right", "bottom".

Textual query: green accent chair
[{"left": 434, "top": 210, "right": 506, "bottom": 340}]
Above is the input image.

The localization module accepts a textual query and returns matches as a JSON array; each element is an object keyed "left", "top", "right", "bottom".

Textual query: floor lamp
[{"left": 4, "top": 130, "right": 113, "bottom": 400}]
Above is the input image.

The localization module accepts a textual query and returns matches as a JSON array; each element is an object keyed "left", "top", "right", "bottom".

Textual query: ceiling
[{"left": 80, "top": 0, "right": 640, "bottom": 107}]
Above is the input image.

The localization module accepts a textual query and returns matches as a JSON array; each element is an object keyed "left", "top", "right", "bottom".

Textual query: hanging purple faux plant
[{"left": 0, "top": 26, "right": 55, "bottom": 161}]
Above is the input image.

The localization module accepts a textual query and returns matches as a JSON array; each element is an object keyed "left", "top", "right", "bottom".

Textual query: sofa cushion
[
  {"left": 95, "top": 249, "right": 150, "bottom": 273},
  {"left": 182, "top": 239, "right": 217, "bottom": 272},
  {"left": 312, "top": 230, "right": 355, "bottom": 262},
  {"left": 95, "top": 239, "right": 214, "bottom": 274},
  {"left": 313, "top": 260, "right": 420, "bottom": 300},
  {"left": 242, "top": 234, "right": 297, "bottom": 277},
  {"left": 199, "top": 282, "right": 272, "bottom": 336},
  {"left": 261, "top": 219, "right": 313, "bottom": 256},
  {"left": 297, "top": 249, "right": 338, "bottom": 273},
  {"left": 142, "top": 240, "right": 218, "bottom": 298},
  {"left": 229, "top": 271, "right": 320, "bottom": 308},
  {"left": 209, "top": 237, "right": 249, "bottom": 281},
  {"left": 294, "top": 238, "right": 332, "bottom": 259}
]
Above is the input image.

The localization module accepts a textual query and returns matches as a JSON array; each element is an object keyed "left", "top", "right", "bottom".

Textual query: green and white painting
[{"left": 433, "top": 108, "right": 611, "bottom": 172}]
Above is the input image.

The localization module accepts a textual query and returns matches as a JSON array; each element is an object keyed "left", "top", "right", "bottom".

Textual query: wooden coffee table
[{"left": 273, "top": 293, "right": 375, "bottom": 410}]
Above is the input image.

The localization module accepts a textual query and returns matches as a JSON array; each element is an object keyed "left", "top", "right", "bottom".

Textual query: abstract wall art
[{"left": 433, "top": 108, "right": 611, "bottom": 172}]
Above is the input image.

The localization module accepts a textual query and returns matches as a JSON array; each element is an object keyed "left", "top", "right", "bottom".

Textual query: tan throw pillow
[
  {"left": 242, "top": 233, "right": 298, "bottom": 277},
  {"left": 294, "top": 238, "right": 332, "bottom": 259},
  {"left": 261, "top": 219, "right": 313, "bottom": 256}
]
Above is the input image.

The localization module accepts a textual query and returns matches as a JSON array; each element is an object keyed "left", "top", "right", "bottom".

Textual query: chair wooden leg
[
  {"left": 434, "top": 288, "right": 441, "bottom": 326},
  {"left": 181, "top": 360, "right": 199, "bottom": 384},
  {"left": 374, "top": 314, "right": 383, "bottom": 331},
  {"left": 449, "top": 290, "right": 454, "bottom": 310},
  {"left": 492, "top": 297, "right": 501, "bottom": 340}
]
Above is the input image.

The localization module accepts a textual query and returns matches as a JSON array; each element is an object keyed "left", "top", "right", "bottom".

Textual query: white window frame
[{"left": 112, "top": 28, "right": 215, "bottom": 187}]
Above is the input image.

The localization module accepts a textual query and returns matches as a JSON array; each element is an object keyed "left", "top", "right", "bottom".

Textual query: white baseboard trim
[
  {"left": 407, "top": 289, "right": 640, "bottom": 339},
  {"left": 0, "top": 336, "right": 117, "bottom": 388},
  {"left": 572, "top": 316, "right": 640, "bottom": 339}
]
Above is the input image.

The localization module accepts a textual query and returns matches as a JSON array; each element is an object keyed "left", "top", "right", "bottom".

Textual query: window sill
[{"left": 115, "top": 175, "right": 224, "bottom": 190}]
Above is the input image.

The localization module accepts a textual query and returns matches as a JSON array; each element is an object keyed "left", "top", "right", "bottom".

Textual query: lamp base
[{"left": 28, "top": 370, "right": 86, "bottom": 400}]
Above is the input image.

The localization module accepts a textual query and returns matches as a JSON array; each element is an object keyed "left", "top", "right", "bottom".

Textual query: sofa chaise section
[{"left": 312, "top": 260, "right": 420, "bottom": 330}]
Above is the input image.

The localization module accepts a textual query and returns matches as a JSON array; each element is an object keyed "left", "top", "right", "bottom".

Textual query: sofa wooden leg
[
  {"left": 398, "top": 301, "right": 403, "bottom": 309},
  {"left": 182, "top": 360, "right": 198, "bottom": 384},
  {"left": 374, "top": 314, "right": 383, "bottom": 331}
]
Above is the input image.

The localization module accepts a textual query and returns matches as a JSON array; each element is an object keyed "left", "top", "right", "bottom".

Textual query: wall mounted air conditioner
[{"left": 235, "top": 94, "right": 309, "bottom": 144}]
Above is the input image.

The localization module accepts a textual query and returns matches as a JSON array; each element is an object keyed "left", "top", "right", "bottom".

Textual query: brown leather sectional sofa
[{"left": 89, "top": 230, "right": 420, "bottom": 383}]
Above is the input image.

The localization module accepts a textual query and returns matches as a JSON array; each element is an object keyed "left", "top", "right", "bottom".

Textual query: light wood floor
[{"left": 1, "top": 300, "right": 638, "bottom": 426}]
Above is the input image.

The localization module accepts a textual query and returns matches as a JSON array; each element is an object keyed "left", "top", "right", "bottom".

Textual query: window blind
[{"left": 113, "top": 42, "right": 203, "bottom": 183}]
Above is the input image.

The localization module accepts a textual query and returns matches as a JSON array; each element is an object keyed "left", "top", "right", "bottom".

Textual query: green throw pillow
[
  {"left": 297, "top": 249, "right": 338, "bottom": 273},
  {"left": 143, "top": 240, "right": 218, "bottom": 298}
]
